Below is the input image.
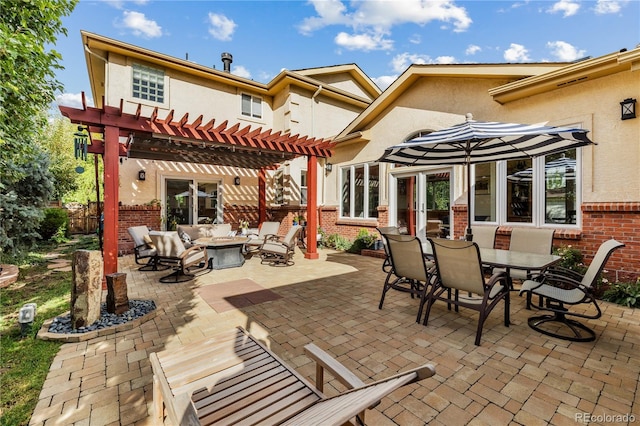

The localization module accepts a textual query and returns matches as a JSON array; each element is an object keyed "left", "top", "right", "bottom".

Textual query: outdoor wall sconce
[
  {"left": 620, "top": 98, "right": 636, "bottom": 120},
  {"left": 138, "top": 170, "right": 146, "bottom": 181},
  {"left": 325, "top": 162, "right": 333, "bottom": 172},
  {"left": 234, "top": 176, "right": 241, "bottom": 185}
]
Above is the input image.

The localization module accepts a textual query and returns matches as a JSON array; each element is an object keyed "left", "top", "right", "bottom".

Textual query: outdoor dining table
[{"left": 421, "top": 242, "right": 561, "bottom": 290}]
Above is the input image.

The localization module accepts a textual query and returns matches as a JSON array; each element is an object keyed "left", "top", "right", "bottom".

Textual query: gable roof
[
  {"left": 81, "top": 31, "right": 374, "bottom": 110},
  {"left": 293, "top": 64, "right": 381, "bottom": 100}
]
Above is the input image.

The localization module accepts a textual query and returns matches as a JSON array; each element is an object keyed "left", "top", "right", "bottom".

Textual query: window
[
  {"left": 241, "top": 93, "right": 262, "bottom": 119},
  {"left": 472, "top": 148, "right": 580, "bottom": 227},
  {"left": 132, "top": 64, "right": 164, "bottom": 103},
  {"left": 274, "top": 169, "right": 284, "bottom": 205},
  {"left": 300, "top": 170, "right": 307, "bottom": 205},
  {"left": 340, "top": 163, "right": 379, "bottom": 219}
]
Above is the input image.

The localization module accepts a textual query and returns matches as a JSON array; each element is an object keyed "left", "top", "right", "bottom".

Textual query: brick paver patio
[{"left": 30, "top": 248, "right": 640, "bottom": 425}]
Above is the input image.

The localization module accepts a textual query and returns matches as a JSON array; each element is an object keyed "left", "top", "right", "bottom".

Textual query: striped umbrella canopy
[{"left": 378, "top": 114, "right": 595, "bottom": 241}]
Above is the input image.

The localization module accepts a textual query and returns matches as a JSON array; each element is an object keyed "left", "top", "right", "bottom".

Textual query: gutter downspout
[{"left": 311, "top": 85, "right": 324, "bottom": 207}]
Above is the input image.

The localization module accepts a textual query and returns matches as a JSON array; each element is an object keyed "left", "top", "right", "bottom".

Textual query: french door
[
  {"left": 164, "top": 178, "right": 222, "bottom": 230},
  {"left": 390, "top": 169, "right": 452, "bottom": 240}
]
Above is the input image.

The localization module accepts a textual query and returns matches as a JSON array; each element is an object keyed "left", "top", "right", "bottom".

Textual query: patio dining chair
[
  {"left": 421, "top": 238, "right": 510, "bottom": 346},
  {"left": 519, "top": 239, "right": 624, "bottom": 342},
  {"left": 471, "top": 225, "right": 498, "bottom": 249},
  {"left": 494, "top": 227, "right": 555, "bottom": 287},
  {"left": 377, "top": 226, "right": 401, "bottom": 273},
  {"left": 379, "top": 234, "right": 435, "bottom": 322},
  {"left": 258, "top": 225, "right": 302, "bottom": 266},
  {"left": 149, "top": 232, "right": 208, "bottom": 283}
]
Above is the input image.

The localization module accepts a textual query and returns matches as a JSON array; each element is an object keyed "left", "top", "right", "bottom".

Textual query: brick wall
[{"left": 118, "top": 205, "right": 161, "bottom": 255}]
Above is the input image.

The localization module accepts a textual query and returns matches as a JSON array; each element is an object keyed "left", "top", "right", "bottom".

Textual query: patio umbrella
[{"left": 378, "top": 114, "right": 595, "bottom": 241}]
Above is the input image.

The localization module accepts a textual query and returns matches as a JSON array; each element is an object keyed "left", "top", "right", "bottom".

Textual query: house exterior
[{"left": 68, "top": 31, "right": 639, "bottom": 280}]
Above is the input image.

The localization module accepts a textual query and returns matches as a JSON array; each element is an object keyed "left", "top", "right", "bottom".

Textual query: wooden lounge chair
[{"left": 150, "top": 327, "right": 435, "bottom": 426}]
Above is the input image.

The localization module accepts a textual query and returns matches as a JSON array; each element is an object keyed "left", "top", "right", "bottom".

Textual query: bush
[
  {"left": 348, "top": 228, "right": 378, "bottom": 253},
  {"left": 553, "top": 245, "right": 586, "bottom": 274},
  {"left": 325, "top": 233, "right": 352, "bottom": 251},
  {"left": 602, "top": 280, "right": 640, "bottom": 308},
  {"left": 39, "top": 208, "right": 69, "bottom": 241}
]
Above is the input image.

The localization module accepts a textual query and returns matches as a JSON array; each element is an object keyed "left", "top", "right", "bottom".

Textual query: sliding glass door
[{"left": 164, "top": 178, "right": 222, "bottom": 230}]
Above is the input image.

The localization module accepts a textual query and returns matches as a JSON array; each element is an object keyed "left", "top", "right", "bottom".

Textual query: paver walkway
[{"left": 30, "top": 248, "right": 640, "bottom": 425}]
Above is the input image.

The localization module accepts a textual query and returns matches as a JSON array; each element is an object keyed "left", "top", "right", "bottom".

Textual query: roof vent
[{"left": 221, "top": 52, "right": 233, "bottom": 72}]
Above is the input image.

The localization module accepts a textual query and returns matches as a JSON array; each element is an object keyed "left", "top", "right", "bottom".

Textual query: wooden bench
[{"left": 150, "top": 327, "right": 435, "bottom": 425}]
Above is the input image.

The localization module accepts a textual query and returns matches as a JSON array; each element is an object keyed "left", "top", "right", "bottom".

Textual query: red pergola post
[
  {"left": 103, "top": 125, "right": 120, "bottom": 276},
  {"left": 258, "top": 168, "right": 266, "bottom": 224},
  {"left": 305, "top": 155, "right": 319, "bottom": 259}
]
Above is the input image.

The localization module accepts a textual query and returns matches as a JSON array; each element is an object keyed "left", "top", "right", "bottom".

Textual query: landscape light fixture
[{"left": 620, "top": 98, "right": 636, "bottom": 120}]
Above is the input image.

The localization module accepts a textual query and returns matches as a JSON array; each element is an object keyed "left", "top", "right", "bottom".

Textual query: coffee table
[{"left": 196, "top": 236, "right": 249, "bottom": 269}]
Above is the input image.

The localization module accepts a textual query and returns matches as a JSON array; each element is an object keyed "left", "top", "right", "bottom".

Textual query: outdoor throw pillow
[{"left": 179, "top": 231, "right": 192, "bottom": 247}]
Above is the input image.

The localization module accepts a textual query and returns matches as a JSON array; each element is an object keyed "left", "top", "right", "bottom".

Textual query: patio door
[
  {"left": 390, "top": 169, "right": 452, "bottom": 240},
  {"left": 164, "top": 178, "right": 222, "bottom": 230}
]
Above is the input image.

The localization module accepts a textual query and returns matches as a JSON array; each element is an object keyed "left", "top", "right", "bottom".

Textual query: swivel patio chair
[
  {"left": 128, "top": 226, "right": 165, "bottom": 271},
  {"left": 258, "top": 225, "right": 302, "bottom": 266},
  {"left": 379, "top": 234, "right": 435, "bottom": 322},
  {"left": 519, "top": 239, "right": 624, "bottom": 342},
  {"left": 421, "top": 238, "right": 510, "bottom": 346},
  {"left": 149, "top": 232, "right": 209, "bottom": 283},
  {"left": 245, "top": 221, "right": 281, "bottom": 252}
]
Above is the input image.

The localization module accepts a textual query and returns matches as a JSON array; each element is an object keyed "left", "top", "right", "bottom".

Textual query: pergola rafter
[{"left": 59, "top": 95, "right": 331, "bottom": 276}]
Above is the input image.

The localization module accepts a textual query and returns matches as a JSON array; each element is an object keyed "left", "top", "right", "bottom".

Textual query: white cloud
[
  {"left": 595, "top": 0, "right": 623, "bottom": 14},
  {"left": 436, "top": 56, "right": 456, "bottom": 64},
  {"left": 465, "top": 44, "right": 481, "bottom": 55},
  {"left": 372, "top": 75, "right": 398, "bottom": 91},
  {"left": 547, "top": 0, "right": 580, "bottom": 17},
  {"left": 208, "top": 13, "right": 236, "bottom": 41},
  {"left": 121, "top": 11, "right": 162, "bottom": 38},
  {"left": 547, "top": 41, "right": 586, "bottom": 61},
  {"left": 504, "top": 43, "right": 530, "bottom": 62},
  {"left": 232, "top": 65, "right": 251, "bottom": 79},
  {"left": 409, "top": 34, "right": 422, "bottom": 44},
  {"left": 335, "top": 31, "right": 393, "bottom": 51},
  {"left": 56, "top": 93, "right": 94, "bottom": 109},
  {"left": 299, "top": 0, "right": 472, "bottom": 51},
  {"left": 391, "top": 52, "right": 431, "bottom": 73}
]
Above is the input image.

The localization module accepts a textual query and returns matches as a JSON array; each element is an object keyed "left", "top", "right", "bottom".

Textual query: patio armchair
[
  {"left": 421, "top": 238, "right": 510, "bottom": 346},
  {"left": 519, "top": 239, "right": 624, "bottom": 342},
  {"left": 494, "top": 227, "right": 555, "bottom": 287},
  {"left": 376, "top": 226, "right": 401, "bottom": 273},
  {"left": 149, "top": 232, "right": 208, "bottom": 283},
  {"left": 258, "top": 225, "right": 302, "bottom": 266},
  {"left": 128, "top": 226, "right": 163, "bottom": 271},
  {"left": 379, "top": 234, "right": 435, "bottom": 322},
  {"left": 245, "top": 221, "right": 281, "bottom": 252}
]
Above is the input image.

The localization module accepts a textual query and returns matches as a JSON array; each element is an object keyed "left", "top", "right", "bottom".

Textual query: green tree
[{"left": 0, "top": 0, "right": 78, "bottom": 254}]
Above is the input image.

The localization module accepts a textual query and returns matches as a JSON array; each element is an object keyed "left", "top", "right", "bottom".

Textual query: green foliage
[
  {"left": 325, "top": 233, "right": 352, "bottom": 251},
  {"left": 42, "top": 118, "right": 85, "bottom": 201},
  {"left": 0, "top": 0, "right": 77, "bottom": 254},
  {"left": 347, "top": 228, "right": 378, "bottom": 253},
  {"left": 553, "top": 245, "right": 586, "bottom": 274},
  {"left": 0, "top": 237, "right": 98, "bottom": 425},
  {"left": 39, "top": 208, "right": 70, "bottom": 241},
  {"left": 602, "top": 280, "right": 640, "bottom": 308}
]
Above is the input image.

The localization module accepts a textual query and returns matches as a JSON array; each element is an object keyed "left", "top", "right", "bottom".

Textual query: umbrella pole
[{"left": 466, "top": 162, "right": 473, "bottom": 241}]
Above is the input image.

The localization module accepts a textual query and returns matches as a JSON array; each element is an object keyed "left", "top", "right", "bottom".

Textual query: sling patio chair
[
  {"left": 471, "top": 225, "right": 498, "bottom": 249},
  {"left": 379, "top": 234, "right": 435, "bottom": 322},
  {"left": 519, "top": 239, "right": 624, "bottom": 342},
  {"left": 421, "top": 238, "right": 510, "bottom": 346},
  {"left": 149, "top": 232, "right": 209, "bottom": 283},
  {"left": 245, "top": 221, "right": 281, "bottom": 252},
  {"left": 376, "top": 226, "right": 401, "bottom": 273},
  {"left": 258, "top": 225, "right": 302, "bottom": 266},
  {"left": 494, "top": 227, "right": 555, "bottom": 287}
]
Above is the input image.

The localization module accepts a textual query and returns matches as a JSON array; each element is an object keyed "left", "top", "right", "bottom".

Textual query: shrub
[
  {"left": 325, "top": 233, "right": 352, "bottom": 251},
  {"left": 553, "top": 245, "right": 586, "bottom": 274},
  {"left": 348, "top": 228, "right": 378, "bottom": 253},
  {"left": 602, "top": 280, "right": 640, "bottom": 308},
  {"left": 39, "top": 208, "right": 69, "bottom": 241}
]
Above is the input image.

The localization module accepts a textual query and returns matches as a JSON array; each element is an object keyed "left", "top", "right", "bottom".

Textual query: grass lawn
[{"left": 0, "top": 236, "right": 99, "bottom": 426}]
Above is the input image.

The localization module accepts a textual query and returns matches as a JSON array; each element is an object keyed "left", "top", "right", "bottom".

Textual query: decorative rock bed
[{"left": 38, "top": 299, "right": 157, "bottom": 343}]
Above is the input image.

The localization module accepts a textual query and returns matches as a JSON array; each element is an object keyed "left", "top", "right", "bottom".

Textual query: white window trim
[
  {"left": 471, "top": 149, "right": 582, "bottom": 229},
  {"left": 339, "top": 162, "right": 378, "bottom": 220},
  {"left": 241, "top": 93, "right": 262, "bottom": 119}
]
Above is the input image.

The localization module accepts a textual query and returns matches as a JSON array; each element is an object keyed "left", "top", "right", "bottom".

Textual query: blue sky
[{"left": 55, "top": 0, "right": 639, "bottom": 108}]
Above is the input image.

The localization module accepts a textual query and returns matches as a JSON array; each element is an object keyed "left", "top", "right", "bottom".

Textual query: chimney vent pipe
[{"left": 221, "top": 52, "right": 233, "bottom": 72}]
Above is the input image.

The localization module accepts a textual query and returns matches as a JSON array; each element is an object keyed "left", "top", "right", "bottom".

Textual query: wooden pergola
[{"left": 59, "top": 95, "right": 334, "bottom": 276}]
